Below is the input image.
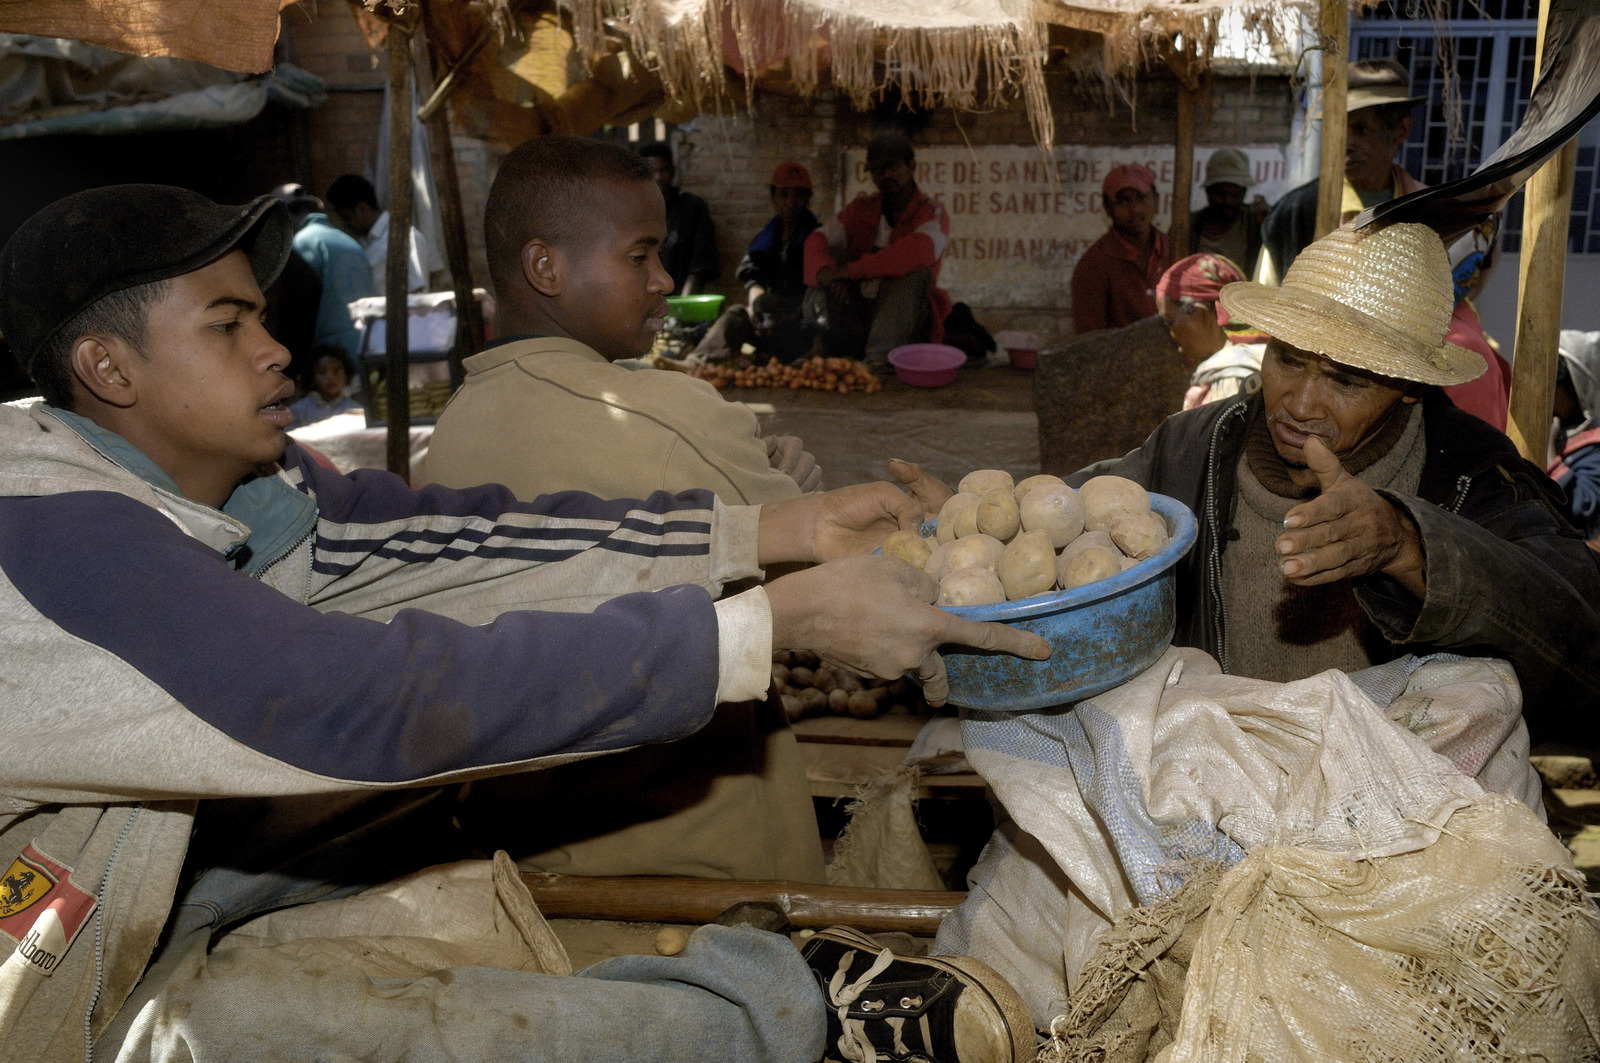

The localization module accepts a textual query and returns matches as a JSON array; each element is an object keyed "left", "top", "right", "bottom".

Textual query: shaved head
[{"left": 484, "top": 135, "right": 655, "bottom": 296}]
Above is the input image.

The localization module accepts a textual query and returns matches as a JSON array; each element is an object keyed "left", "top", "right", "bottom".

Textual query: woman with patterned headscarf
[{"left": 1154, "top": 252, "right": 1268, "bottom": 409}]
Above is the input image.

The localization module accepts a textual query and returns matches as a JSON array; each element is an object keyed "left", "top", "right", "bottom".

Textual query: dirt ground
[{"left": 740, "top": 362, "right": 1041, "bottom": 491}]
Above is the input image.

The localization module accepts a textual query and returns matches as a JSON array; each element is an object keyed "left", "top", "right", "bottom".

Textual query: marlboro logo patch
[{"left": 0, "top": 845, "right": 97, "bottom": 966}]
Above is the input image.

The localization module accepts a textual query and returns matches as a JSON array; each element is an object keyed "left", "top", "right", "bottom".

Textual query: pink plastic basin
[{"left": 887, "top": 343, "right": 967, "bottom": 387}]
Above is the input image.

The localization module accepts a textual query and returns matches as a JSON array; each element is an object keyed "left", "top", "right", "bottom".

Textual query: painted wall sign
[{"left": 841, "top": 145, "right": 1291, "bottom": 308}]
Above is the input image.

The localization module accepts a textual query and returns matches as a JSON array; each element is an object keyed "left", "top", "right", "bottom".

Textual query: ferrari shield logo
[{"left": 0, "top": 852, "right": 57, "bottom": 918}]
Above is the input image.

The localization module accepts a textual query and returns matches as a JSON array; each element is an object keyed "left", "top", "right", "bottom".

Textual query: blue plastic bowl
[{"left": 935, "top": 493, "right": 1197, "bottom": 711}]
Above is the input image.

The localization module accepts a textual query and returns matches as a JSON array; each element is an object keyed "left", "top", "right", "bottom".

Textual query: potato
[
  {"left": 771, "top": 662, "right": 791, "bottom": 689},
  {"left": 1058, "top": 530, "right": 1116, "bottom": 565},
  {"left": 1079, "top": 475, "right": 1151, "bottom": 532},
  {"left": 958, "top": 469, "right": 1014, "bottom": 497},
  {"left": 796, "top": 687, "right": 828, "bottom": 714},
  {"left": 1058, "top": 545, "right": 1124, "bottom": 589},
  {"left": 847, "top": 690, "right": 879, "bottom": 718},
  {"left": 811, "top": 667, "right": 837, "bottom": 694},
  {"left": 976, "top": 491, "right": 1021, "bottom": 541},
  {"left": 835, "top": 672, "right": 864, "bottom": 695},
  {"left": 788, "top": 665, "right": 815, "bottom": 688},
  {"left": 654, "top": 927, "right": 690, "bottom": 956},
  {"left": 937, "top": 566, "right": 1007, "bottom": 606},
  {"left": 1020, "top": 484, "right": 1086, "bottom": 549},
  {"left": 827, "top": 687, "right": 851, "bottom": 714},
  {"left": 923, "top": 540, "right": 951, "bottom": 577},
  {"left": 882, "top": 528, "right": 934, "bottom": 569},
  {"left": 1013, "top": 473, "right": 1067, "bottom": 506},
  {"left": 936, "top": 492, "right": 982, "bottom": 544},
  {"left": 996, "top": 530, "right": 1057, "bottom": 601},
  {"left": 1109, "top": 510, "right": 1168, "bottom": 560},
  {"left": 780, "top": 693, "right": 804, "bottom": 721},
  {"left": 1120, "top": 555, "right": 1141, "bottom": 571},
  {"left": 937, "top": 533, "right": 1005, "bottom": 580}
]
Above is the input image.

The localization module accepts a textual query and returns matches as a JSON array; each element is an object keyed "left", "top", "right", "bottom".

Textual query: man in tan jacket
[{"left": 427, "top": 136, "right": 827, "bottom": 882}]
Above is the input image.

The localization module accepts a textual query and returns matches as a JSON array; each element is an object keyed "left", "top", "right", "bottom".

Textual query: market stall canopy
[{"left": 0, "top": 0, "right": 299, "bottom": 74}]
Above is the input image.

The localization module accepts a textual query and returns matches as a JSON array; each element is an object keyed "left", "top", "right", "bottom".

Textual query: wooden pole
[
  {"left": 521, "top": 874, "right": 965, "bottom": 934},
  {"left": 1507, "top": 1, "right": 1576, "bottom": 463},
  {"left": 385, "top": 20, "right": 414, "bottom": 480},
  {"left": 1314, "top": 0, "right": 1349, "bottom": 239},
  {"left": 416, "top": 25, "right": 486, "bottom": 386},
  {"left": 1171, "top": 82, "right": 1197, "bottom": 258}
]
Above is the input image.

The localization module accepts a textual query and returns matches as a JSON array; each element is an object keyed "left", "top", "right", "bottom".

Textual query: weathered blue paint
[{"left": 938, "top": 494, "right": 1198, "bottom": 711}]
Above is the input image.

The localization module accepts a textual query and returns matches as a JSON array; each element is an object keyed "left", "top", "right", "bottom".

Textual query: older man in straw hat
[
  {"left": 896, "top": 222, "right": 1600, "bottom": 743},
  {"left": 1081, "top": 221, "right": 1599, "bottom": 744}
]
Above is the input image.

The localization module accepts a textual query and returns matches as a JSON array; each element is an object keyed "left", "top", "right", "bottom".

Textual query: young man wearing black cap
[
  {"left": 804, "top": 130, "right": 953, "bottom": 368},
  {"left": 0, "top": 185, "right": 1045, "bottom": 1060}
]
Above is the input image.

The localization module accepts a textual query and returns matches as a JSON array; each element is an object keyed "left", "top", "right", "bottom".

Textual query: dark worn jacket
[{"left": 1070, "top": 391, "right": 1600, "bottom": 745}]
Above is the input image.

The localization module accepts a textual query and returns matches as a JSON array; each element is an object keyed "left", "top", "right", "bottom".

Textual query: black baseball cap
[{"left": 0, "top": 184, "right": 292, "bottom": 375}]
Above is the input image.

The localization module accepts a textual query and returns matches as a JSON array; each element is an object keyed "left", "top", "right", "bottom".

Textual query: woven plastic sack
[
  {"left": 825, "top": 766, "right": 946, "bottom": 891},
  {"left": 1162, "top": 793, "right": 1600, "bottom": 1063},
  {"left": 936, "top": 647, "right": 1544, "bottom": 1026}
]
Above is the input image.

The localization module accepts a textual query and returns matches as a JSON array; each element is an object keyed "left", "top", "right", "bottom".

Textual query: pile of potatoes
[
  {"left": 772, "top": 650, "right": 929, "bottom": 722},
  {"left": 881, "top": 470, "right": 1169, "bottom": 607}
]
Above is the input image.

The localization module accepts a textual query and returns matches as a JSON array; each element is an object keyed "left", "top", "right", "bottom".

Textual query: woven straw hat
[{"left": 1218, "top": 223, "right": 1486, "bottom": 387}]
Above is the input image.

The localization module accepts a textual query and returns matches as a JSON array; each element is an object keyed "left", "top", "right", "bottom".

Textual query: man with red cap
[
  {"left": 738, "top": 161, "right": 821, "bottom": 311},
  {"left": 1070, "top": 163, "right": 1173, "bottom": 334}
]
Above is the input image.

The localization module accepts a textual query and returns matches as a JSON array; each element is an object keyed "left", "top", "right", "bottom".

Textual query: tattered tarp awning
[
  {"left": 0, "top": 0, "right": 296, "bottom": 74},
  {"left": 0, "top": 33, "right": 327, "bottom": 139}
]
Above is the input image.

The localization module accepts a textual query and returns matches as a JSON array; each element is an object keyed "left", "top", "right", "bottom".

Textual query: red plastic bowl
[
  {"left": 887, "top": 343, "right": 967, "bottom": 387},
  {"left": 1007, "top": 347, "right": 1039, "bottom": 370}
]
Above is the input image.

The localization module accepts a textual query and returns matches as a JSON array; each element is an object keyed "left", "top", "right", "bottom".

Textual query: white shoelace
[{"left": 826, "top": 946, "right": 895, "bottom": 1063}]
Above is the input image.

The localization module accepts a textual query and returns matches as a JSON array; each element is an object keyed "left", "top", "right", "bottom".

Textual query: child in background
[{"left": 289, "top": 346, "right": 361, "bottom": 425}]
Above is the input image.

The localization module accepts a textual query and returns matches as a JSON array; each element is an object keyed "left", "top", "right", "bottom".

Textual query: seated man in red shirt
[
  {"left": 1070, "top": 163, "right": 1173, "bottom": 334},
  {"left": 804, "top": 130, "right": 951, "bottom": 368}
]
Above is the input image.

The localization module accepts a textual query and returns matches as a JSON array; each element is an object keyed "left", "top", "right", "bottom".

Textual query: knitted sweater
[{"left": 1221, "top": 404, "right": 1426, "bottom": 682}]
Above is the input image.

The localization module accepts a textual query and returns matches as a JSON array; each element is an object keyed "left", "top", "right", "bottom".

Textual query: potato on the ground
[
  {"left": 958, "top": 468, "right": 1014, "bottom": 497},
  {"left": 937, "top": 566, "right": 1007, "bottom": 606},
  {"left": 976, "top": 490, "right": 1021, "bottom": 541},
  {"left": 1058, "top": 545, "right": 1125, "bottom": 588},
  {"left": 937, "top": 492, "right": 982, "bottom": 543},
  {"left": 1079, "top": 475, "right": 1151, "bottom": 532},
  {"left": 827, "top": 688, "right": 851, "bottom": 714},
  {"left": 997, "top": 531, "right": 1057, "bottom": 601},
  {"left": 882, "top": 528, "right": 934, "bottom": 569},
  {"left": 1109, "top": 510, "right": 1168, "bottom": 560},
  {"left": 937, "top": 533, "right": 1005, "bottom": 580},
  {"left": 1012, "top": 473, "right": 1067, "bottom": 505},
  {"left": 1020, "top": 484, "right": 1086, "bottom": 549}
]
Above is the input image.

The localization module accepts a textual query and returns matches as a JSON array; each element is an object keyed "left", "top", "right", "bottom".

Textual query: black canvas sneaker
[{"left": 800, "top": 926, "right": 1034, "bottom": 1063}]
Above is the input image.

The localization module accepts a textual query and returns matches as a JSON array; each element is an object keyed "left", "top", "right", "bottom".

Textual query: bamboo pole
[
  {"left": 521, "top": 874, "right": 965, "bottom": 934},
  {"left": 1171, "top": 83, "right": 1197, "bottom": 258},
  {"left": 416, "top": 25, "right": 485, "bottom": 386},
  {"left": 385, "top": 20, "right": 414, "bottom": 480},
  {"left": 1314, "top": 0, "right": 1349, "bottom": 239},
  {"left": 1507, "top": 1, "right": 1576, "bottom": 463}
]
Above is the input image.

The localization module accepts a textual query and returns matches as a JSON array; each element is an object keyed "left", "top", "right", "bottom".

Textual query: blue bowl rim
[{"left": 934, "top": 493, "right": 1197, "bottom": 621}]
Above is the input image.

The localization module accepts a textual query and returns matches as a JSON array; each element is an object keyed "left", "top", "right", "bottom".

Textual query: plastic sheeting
[{"left": 0, "top": 34, "right": 326, "bottom": 139}]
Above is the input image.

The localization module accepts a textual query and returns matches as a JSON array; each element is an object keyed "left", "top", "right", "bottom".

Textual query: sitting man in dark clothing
[
  {"left": 896, "top": 222, "right": 1600, "bottom": 748},
  {"left": 737, "top": 161, "right": 820, "bottom": 310},
  {"left": 694, "top": 162, "right": 823, "bottom": 364},
  {"left": 639, "top": 141, "right": 720, "bottom": 296}
]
